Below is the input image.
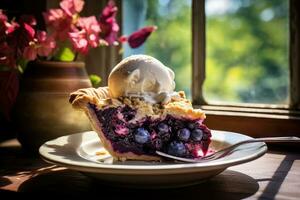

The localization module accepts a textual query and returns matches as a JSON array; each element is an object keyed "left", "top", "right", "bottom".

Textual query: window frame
[{"left": 192, "top": 0, "right": 300, "bottom": 137}]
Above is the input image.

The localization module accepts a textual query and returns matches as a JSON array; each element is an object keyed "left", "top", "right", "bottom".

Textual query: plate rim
[{"left": 39, "top": 130, "right": 267, "bottom": 174}]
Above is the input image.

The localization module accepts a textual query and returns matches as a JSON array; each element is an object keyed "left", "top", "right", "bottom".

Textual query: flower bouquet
[{"left": 0, "top": 0, "right": 156, "bottom": 119}]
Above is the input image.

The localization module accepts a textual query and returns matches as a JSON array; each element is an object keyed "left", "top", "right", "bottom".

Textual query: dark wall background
[{"left": 0, "top": 0, "right": 46, "bottom": 29}]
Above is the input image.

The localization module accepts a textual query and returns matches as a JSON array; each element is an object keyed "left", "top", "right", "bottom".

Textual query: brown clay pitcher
[{"left": 13, "top": 60, "right": 92, "bottom": 152}]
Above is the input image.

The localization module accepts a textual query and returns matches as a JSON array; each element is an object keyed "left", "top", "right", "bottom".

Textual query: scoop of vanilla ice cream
[{"left": 108, "top": 55, "right": 176, "bottom": 103}]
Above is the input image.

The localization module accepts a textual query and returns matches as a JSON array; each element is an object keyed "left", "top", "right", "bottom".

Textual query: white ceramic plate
[{"left": 39, "top": 130, "right": 267, "bottom": 188}]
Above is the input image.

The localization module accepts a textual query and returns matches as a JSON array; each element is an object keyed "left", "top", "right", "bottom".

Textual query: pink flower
[
  {"left": 1, "top": 22, "right": 35, "bottom": 66},
  {"left": 21, "top": 23, "right": 36, "bottom": 39},
  {"left": 43, "top": 8, "right": 73, "bottom": 40},
  {"left": 36, "top": 31, "right": 56, "bottom": 56},
  {"left": 0, "top": 10, "right": 7, "bottom": 22},
  {"left": 68, "top": 31, "right": 88, "bottom": 54},
  {"left": 23, "top": 31, "right": 56, "bottom": 60},
  {"left": 0, "top": 11, "right": 8, "bottom": 42},
  {"left": 22, "top": 44, "right": 36, "bottom": 61},
  {"left": 9, "top": 22, "right": 35, "bottom": 59},
  {"left": 0, "top": 10, "right": 19, "bottom": 37},
  {"left": 0, "top": 10, "right": 36, "bottom": 67},
  {"left": 98, "top": 0, "right": 119, "bottom": 44},
  {"left": 0, "top": 10, "right": 8, "bottom": 35},
  {"left": 60, "top": 0, "right": 84, "bottom": 17},
  {"left": 77, "top": 16, "right": 101, "bottom": 45},
  {"left": 69, "top": 16, "right": 100, "bottom": 54},
  {"left": 5, "top": 21, "right": 19, "bottom": 35},
  {"left": 127, "top": 26, "right": 157, "bottom": 48}
]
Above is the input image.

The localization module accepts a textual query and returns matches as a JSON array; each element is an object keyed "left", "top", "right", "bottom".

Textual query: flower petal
[
  {"left": 68, "top": 30, "right": 89, "bottom": 54},
  {"left": 36, "top": 31, "right": 56, "bottom": 57},
  {"left": 119, "top": 35, "right": 127, "bottom": 43},
  {"left": 128, "top": 26, "right": 157, "bottom": 48},
  {"left": 23, "top": 45, "right": 37, "bottom": 60},
  {"left": 98, "top": 0, "right": 119, "bottom": 45},
  {"left": 0, "top": 10, "right": 8, "bottom": 22},
  {"left": 60, "top": 0, "right": 84, "bottom": 16},
  {"left": 23, "top": 23, "right": 35, "bottom": 39},
  {"left": 43, "top": 8, "right": 73, "bottom": 40}
]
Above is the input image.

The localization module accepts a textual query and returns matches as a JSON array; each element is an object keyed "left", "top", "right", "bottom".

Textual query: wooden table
[{"left": 0, "top": 138, "right": 299, "bottom": 199}]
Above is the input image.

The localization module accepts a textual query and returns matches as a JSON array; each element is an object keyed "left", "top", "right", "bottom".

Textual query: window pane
[
  {"left": 204, "top": 0, "right": 289, "bottom": 104},
  {"left": 122, "top": 0, "right": 192, "bottom": 98}
]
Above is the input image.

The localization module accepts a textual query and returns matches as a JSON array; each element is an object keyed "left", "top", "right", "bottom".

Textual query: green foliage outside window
[
  {"left": 133, "top": 0, "right": 289, "bottom": 104},
  {"left": 204, "top": 0, "right": 289, "bottom": 104}
]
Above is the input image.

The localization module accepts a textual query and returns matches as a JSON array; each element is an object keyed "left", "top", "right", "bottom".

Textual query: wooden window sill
[{"left": 197, "top": 105, "right": 300, "bottom": 138}]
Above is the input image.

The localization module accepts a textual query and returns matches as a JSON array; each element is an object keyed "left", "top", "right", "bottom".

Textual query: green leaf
[
  {"left": 53, "top": 47, "right": 75, "bottom": 61},
  {"left": 89, "top": 74, "right": 101, "bottom": 88},
  {"left": 17, "top": 59, "right": 29, "bottom": 73}
]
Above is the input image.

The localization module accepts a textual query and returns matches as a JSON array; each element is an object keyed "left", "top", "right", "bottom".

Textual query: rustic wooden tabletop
[{"left": 0, "top": 138, "right": 299, "bottom": 199}]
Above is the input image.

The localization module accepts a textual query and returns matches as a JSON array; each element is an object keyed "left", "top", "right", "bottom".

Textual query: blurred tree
[
  {"left": 145, "top": 0, "right": 192, "bottom": 98},
  {"left": 204, "top": 0, "right": 289, "bottom": 104}
]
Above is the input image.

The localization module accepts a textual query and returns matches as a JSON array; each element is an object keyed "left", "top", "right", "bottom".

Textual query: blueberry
[
  {"left": 168, "top": 141, "right": 186, "bottom": 156},
  {"left": 202, "top": 132, "right": 210, "bottom": 140},
  {"left": 191, "top": 129, "right": 203, "bottom": 141},
  {"left": 158, "top": 131, "right": 171, "bottom": 141},
  {"left": 152, "top": 139, "right": 163, "bottom": 150},
  {"left": 177, "top": 128, "right": 191, "bottom": 141},
  {"left": 187, "top": 123, "right": 196, "bottom": 130},
  {"left": 134, "top": 128, "right": 150, "bottom": 144},
  {"left": 157, "top": 123, "right": 169, "bottom": 133}
]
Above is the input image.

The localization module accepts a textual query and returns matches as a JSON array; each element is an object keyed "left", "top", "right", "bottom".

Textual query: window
[{"left": 192, "top": 0, "right": 300, "bottom": 137}]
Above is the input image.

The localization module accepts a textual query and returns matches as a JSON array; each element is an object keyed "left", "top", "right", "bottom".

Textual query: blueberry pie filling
[{"left": 89, "top": 102, "right": 211, "bottom": 159}]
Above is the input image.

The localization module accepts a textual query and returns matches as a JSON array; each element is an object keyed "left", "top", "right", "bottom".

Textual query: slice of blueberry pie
[{"left": 69, "top": 55, "right": 211, "bottom": 161}]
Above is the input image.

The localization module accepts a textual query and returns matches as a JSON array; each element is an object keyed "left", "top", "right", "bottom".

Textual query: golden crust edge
[
  {"left": 69, "top": 87, "right": 206, "bottom": 120},
  {"left": 69, "top": 87, "right": 110, "bottom": 110}
]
